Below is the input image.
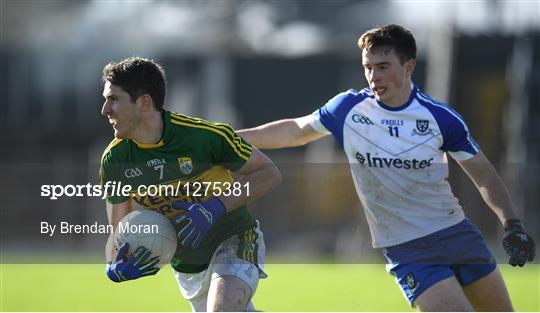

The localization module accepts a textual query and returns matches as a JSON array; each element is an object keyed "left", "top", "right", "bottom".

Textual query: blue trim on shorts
[{"left": 383, "top": 218, "right": 497, "bottom": 305}]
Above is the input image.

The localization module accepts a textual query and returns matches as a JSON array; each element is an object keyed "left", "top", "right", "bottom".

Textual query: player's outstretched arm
[
  {"left": 458, "top": 151, "right": 535, "bottom": 266},
  {"left": 237, "top": 115, "right": 327, "bottom": 149},
  {"left": 171, "top": 147, "right": 281, "bottom": 249}
]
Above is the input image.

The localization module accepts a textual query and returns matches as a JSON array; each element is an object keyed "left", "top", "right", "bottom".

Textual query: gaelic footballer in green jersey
[
  {"left": 100, "top": 57, "right": 280, "bottom": 311},
  {"left": 101, "top": 111, "right": 259, "bottom": 273}
]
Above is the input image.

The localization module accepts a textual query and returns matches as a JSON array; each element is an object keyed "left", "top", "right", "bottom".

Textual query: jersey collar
[
  {"left": 132, "top": 138, "right": 165, "bottom": 149},
  {"left": 375, "top": 82, "right": 417, "bottom": 112}
]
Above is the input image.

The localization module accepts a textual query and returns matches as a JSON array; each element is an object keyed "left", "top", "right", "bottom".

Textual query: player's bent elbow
[{"left": 267, "top": 162, "right": 282, "bottom": 190}]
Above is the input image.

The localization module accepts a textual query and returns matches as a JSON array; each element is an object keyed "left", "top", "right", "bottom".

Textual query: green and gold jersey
[{"left": 99, "top": 111, "right": 255, "bottom": 273}]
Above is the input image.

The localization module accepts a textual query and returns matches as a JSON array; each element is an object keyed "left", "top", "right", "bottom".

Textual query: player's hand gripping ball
[
  {"left": 106, "top": 242, "right": 160, "bottom": 282},
  {"left": 502, "top": 219, "right": 536, "bottom": 267},
  {"left": 170, "top": 197, "right": 226, "bottom": 250}
]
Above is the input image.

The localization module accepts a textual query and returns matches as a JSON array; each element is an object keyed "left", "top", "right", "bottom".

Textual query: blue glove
[
  {"left": 171, "top": 197, "right": 226, "bottom": 249},
  {"left": 106, "top": 242, "right": 160, "bottom": 282},
  {"left": 502, "top": 219, "right": 536, "bottom": 267}
]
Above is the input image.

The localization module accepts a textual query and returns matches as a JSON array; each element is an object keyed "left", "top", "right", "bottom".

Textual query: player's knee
[
  {"left": 208, "top": 277, "right": 252, "bottom": 312},
  {"left": 210, "top": 289, "right": 250, "bottom": 312}
]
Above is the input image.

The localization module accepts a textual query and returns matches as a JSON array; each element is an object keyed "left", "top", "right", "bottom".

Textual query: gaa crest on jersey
[
  {"left": 412, "top": 119, "right": 432, "bottom": 136},
  {"left": 177, "top": 157, "right": 193, "bottom": 175},
  {"left": 416, "top": 120, "right": 429, "bottom": 133}
]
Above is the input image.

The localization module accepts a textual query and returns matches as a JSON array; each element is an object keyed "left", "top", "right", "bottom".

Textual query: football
[{"left": 113, "top": 210, "right": 178, "bottom": 267}]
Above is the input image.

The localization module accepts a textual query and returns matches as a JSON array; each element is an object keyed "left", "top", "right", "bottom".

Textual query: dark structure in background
[{"left": 1, "top": 1, "right": 538, "bottom": 261}]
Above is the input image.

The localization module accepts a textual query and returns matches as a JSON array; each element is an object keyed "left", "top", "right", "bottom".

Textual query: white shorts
[{"left": 173, "top": 221, "right": 267, "bottom": 312}]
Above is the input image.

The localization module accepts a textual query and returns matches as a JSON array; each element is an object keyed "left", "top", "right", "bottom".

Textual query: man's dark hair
[
  {"left": 102, "top": 57, "right": 166, "bottom": 111},
  {"left": 358, "top": 24, "right": 416, "bottom": 64}
]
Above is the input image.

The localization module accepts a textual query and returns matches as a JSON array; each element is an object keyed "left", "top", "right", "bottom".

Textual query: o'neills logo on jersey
[
  {"left": 146, "top": 158, "right": 166, "bottom": 167},
  {"left": 355, "top": 152, "right": 434, "bottom": 169}
]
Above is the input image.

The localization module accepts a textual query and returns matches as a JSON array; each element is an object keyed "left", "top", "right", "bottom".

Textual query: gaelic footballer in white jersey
[
  {"left": 237, "top": 23, "right": 534, "bottom": 311},
  {"left": 309, "top": 84, "right": 479, "bottom": 248}
]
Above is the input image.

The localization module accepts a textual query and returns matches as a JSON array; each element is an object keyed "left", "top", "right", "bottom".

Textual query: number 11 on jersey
[{"left": 388, "top": 126, "right": 399, "bottom": 137}]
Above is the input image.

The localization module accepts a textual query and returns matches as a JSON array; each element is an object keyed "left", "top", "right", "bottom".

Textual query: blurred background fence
[{"left": 1, "top": 0, "right": 539, "bottom": 263}]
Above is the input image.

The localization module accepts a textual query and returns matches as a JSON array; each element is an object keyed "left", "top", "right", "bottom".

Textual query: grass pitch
[{"left": 1, "top": 263, "right": 538, "bottom": 311}]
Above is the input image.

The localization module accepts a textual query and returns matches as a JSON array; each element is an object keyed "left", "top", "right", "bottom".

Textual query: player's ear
[
  {"left": 138, "top": 94, "right": 154, "bottom": 112},
  {"left": 405, "top": 59, "right": 416, "bottom": 77}
]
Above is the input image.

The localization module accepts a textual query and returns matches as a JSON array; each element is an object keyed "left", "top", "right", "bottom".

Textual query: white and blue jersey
[{"left": 309, "top": 85, "right": 480, "bottom": 248}]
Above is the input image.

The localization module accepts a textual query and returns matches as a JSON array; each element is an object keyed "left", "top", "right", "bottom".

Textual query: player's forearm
[
  {"left": 238, "top": 119, "right": 307, "bottom": 149},
  {"left": 472, "top": 164, "right": 518, "bottom": 225},
  {"left": 459, "top": 152, "right": 519, "bottom": 225},
  {"left": 219, "top": 162, "right": 281, "bottom": 212}
]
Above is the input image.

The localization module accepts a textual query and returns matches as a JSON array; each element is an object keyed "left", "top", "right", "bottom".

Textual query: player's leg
[
  {"left": 413, "top": 275, "right": 474, "bottom": 311},
  {"left": 451, "top": 219, "right": 513, "bottom": 311},
  {"left": 383, "top": 219, "right": 479, "bottom": 310},
  {"left": 207, "top": 221, "right": 266, "bottom": 312},
  {"left": 462, "top": 266, "right": 513, "bottom": 311},
  {"left": 207, "top": 275, "right": 252, "bottom": 311},
  {"left": 386, "top": 261, "right": 475, "bottom": 311}
]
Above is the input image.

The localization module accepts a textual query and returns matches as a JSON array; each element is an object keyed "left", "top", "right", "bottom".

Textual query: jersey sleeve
[
  {"left": 208, "top": 122, "right": 253, "bottom": 171},
  {"left": 441, "top": 114, "right": 480, "bottom": 161},
  {"left": 311, "top": 89, "right": 368, "bottom": 147},
  {"left": 419, "top": 100, "right": 480, "bottom": 161},
  {"left": 306, "top": 112, "right": 331, "bottom": 135},
  {"left": 100, "top": 152, "right": 130, "bottom": 204}
]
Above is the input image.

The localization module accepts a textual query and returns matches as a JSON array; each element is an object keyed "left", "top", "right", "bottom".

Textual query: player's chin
[
  {"left": 113, "top": 129, "right": 127, "bottom": 139},
  {"left": 375, "top": 92, "right": 390, "bottom": 102},
  {"left": 373, "top": 94, "right": 385, "bottom": 102}
]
